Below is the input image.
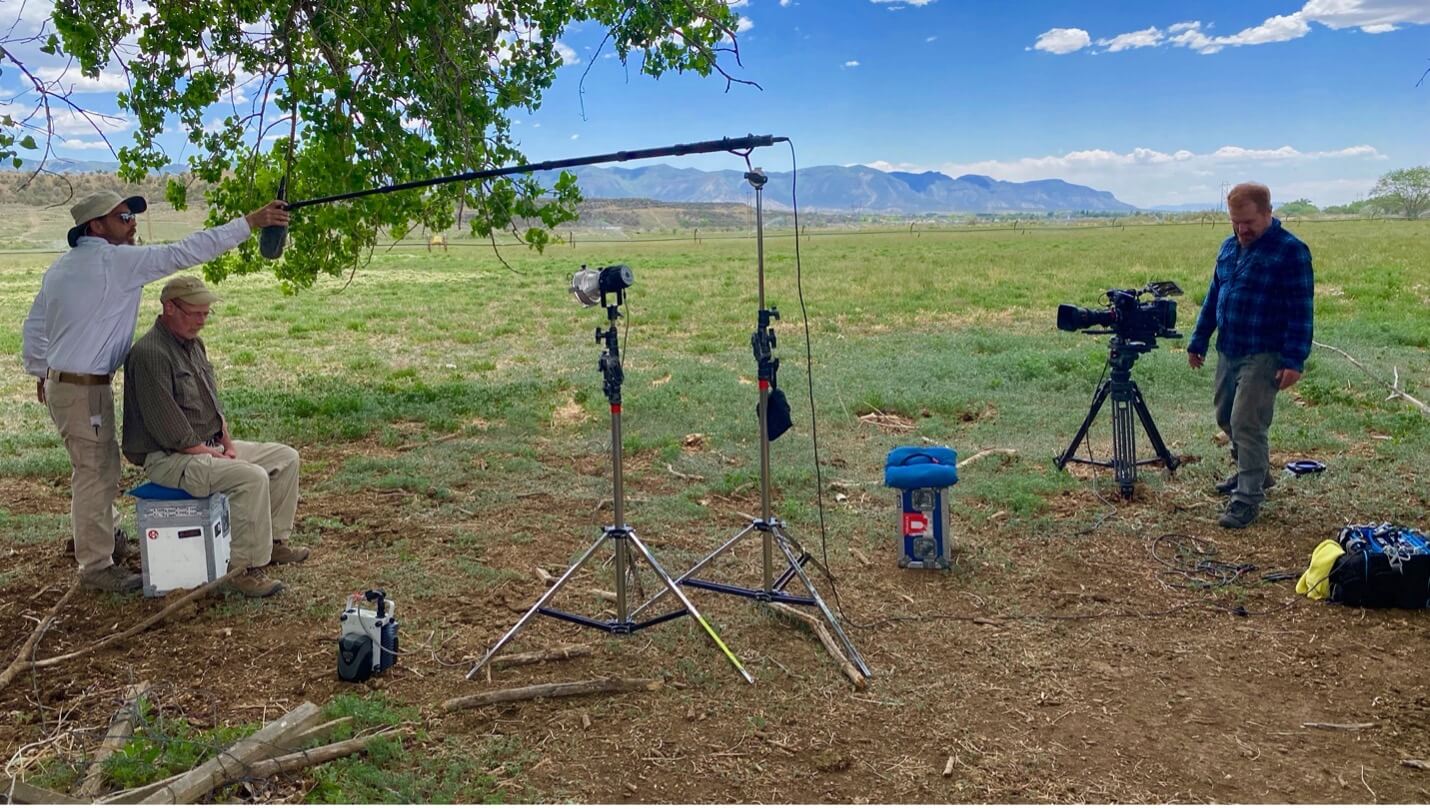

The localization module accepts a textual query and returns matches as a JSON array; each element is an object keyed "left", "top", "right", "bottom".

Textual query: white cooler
[{"left": 130, "top": 482, "right": 232, "bottom": 597}]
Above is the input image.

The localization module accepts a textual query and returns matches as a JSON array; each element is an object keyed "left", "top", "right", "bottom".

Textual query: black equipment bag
[{"left": 1328, "top": 524, "right": 1430, "bottom": 609}]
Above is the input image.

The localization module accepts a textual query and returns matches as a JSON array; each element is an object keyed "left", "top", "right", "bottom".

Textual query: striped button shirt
[{"left": 1187, "top": 218, "right": 1315, "bottom": 372}]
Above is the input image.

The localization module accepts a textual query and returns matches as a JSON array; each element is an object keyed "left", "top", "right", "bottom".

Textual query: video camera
[{"left": 1057, "top": 281, "right": 1183, "bottom": 345}]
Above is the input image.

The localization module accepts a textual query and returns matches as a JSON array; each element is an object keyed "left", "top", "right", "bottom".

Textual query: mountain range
[
  {"left": 14, "top": 158, "right": 1138, "bottom": 214},
  {"left": 530, "top": 164, "right": 1137, "bottom": 214}
]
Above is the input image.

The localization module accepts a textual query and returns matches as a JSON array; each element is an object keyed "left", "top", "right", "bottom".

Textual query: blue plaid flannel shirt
[{"left": 1187, "top": 218, "right": 1314, "bottom": 371}]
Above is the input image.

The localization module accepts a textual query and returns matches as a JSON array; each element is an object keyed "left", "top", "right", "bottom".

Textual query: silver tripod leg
[
  {"left": 626, "top": 530, "right": 754, "bottom": 683},
  {"left": 772, "top": 526, "right": 872, "bottom": 678},
  {"left": 466, "top": 534, "right": 606, "bottom": 679},
  {"left": 631, "top": 522, "right": 758, "bottom": 617}
]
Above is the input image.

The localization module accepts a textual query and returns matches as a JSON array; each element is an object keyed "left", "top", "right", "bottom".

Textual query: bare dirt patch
[{"left": 2, "top": 446, "right": 1428, "bottom": 803}]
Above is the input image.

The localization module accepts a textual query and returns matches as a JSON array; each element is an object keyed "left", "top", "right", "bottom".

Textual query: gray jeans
[{"left": 1213, "top": 352, "right": 1280, "bottom": 505}]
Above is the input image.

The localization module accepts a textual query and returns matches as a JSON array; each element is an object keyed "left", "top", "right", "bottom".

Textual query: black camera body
[{"left": 1057, "top": 281, "right": 1183, "bottom": 345}]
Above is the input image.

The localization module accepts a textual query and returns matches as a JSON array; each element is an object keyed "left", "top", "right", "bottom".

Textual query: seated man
[{"left": 122, "top": 276, "right": 309, "bottom": 597}]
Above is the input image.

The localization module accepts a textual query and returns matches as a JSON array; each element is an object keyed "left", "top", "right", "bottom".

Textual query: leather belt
[{"left": 46, "top": 369, "right": 111, "bottom": 385}]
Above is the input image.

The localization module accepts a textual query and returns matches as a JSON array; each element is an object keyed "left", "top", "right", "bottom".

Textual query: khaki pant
[
  {"left": 143, "top": 440, "right": 300, "bottom": 570},
  {"left": 1213, "top": 351, "right": 1281, "bottom": 506},
  {"left": 44, "top": 378, "right": 122, "bottom": 573}
]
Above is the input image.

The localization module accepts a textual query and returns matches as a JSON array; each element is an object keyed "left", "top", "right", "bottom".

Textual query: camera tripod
[
  {"left": 632, "top": 168, "right": 870, "bottom": 680},
  {"left": 1054, "top": 335, "right": 1180, "bottom": 498},
  {"left": 467, "top": 286, "right": 753, "bottom": 683}
]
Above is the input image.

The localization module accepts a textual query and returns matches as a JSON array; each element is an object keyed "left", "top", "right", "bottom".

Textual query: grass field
[{"left": 1, "top": 210, "right": 1427, "bottom": 802}]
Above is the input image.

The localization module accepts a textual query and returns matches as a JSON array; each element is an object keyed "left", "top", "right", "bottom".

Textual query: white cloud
[
  {"left": 35, "top": 66, "right": 130, "bottom": 93},
  {"left": 1097, "top": 26, "right": 1163, "bottom": 52},
  {"left": 1301, "top": 0, "right": 1430, "bottom": 29},
  {"left": 1050, "top": 1, "right": 1430, "bottom": 57},
  {"left": 555, "top": 41, "right": 580, "bottom": 67},
  {"left": 736, "top": 17, "right": 754, "bottom": 33},
  {"left": 1032, "top": 28, "right": 1092, "bottom": 55},
  {"left": 780, "top": 0, "right": 792, "bottom": 6},
  {"left": 47, "top": 108, "right": 131, "bottom": 136},
  {"left": 569, "top": 134, "right": 579, "bottom": 140},
  {"left": 58, "top": 138, "right": 114, "bottom": 151},
  {"left": 870, "top": 0, "right": 937, "bottom": 5},
  {"left": 843, "top": 60, "right": 860, "bottom": 68},
  {"left": 863, "top": 142, "right": 1386, "bottom": 206},
  {"left": 925, "top": 36, "right": 938, "bottom": 43}
]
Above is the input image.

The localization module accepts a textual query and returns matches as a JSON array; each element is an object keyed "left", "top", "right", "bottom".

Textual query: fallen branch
[
  {"left": 395, "top": 430, "right": 462, "bottom": 452},
  {"left": 76, "top": 681, "right": 150, "bottom": 798},
  {"left": 281, "top": 717, "right": 352, "bottom": 750},
  {"left": 957, "top": 448, "right": 1018, "bottom": 468},
  {"left": 1402, "top": 759, "right": 1429, "bottom": 771},
  {"left": 138, "top": 701, "right": 322, "bottom": 804},
  {"left": 1301, "top": 721, "right": 1376, "bottom": 731},
  {"left": 442, "top": 677, "right": 661, "bottom": 712},
  {"left": 664, "top": 463, "right": 704, "bottom": 482},
  {"left": 245, "top": 727, "right": 408, "bottom": 779},
  {"left": 24, "top": 571, "right": 239, "bottom": 675},
  {"left": 0, "top": 582, "right": 80, "bottom": 693},
  {"left": 765, "top": 603, "right": 868, "bottom": 690},
  {"left": 1313, "top": 340, "right": 1428, "bottom": 416},
  {"left": 489, "top": 644, "right": 593, "bottom": 670},
  {"left": 100, "top": 727, "right": 405, "bottom": 803},
  {"left": 3, "top": 776, "right": 83, "bottom": 804}
]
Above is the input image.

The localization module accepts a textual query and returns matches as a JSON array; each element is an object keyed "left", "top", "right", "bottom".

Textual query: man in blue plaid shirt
[{"left": 1187, "top": 182, "right": 1314, "bottom": 529}]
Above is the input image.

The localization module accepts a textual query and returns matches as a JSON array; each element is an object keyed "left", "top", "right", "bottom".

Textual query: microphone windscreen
[{"left": 260, "top": 224, "right": 287, "bottom": 259}]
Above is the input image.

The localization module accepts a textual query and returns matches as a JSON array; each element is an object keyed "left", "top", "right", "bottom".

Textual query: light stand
[
  {"left": 468, "top": 280, "right": 753, "bottom": 683},
  {"left": 634, "top": 169, "right": 871, "bottom": 680},
  {"left": 1053, "top": 335, "right": 1180, "bottom": 498}
]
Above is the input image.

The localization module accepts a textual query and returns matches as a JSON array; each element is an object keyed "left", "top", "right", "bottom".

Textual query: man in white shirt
[{"left": 21, "top": 190, "right": 289, "bottom": 592}]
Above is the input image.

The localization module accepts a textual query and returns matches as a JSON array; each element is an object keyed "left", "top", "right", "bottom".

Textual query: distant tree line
[{"left": 0, "top": 171, "right": 212, "bottom": 208}]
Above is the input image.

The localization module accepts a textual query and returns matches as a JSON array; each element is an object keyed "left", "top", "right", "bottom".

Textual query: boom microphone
[
  {"left": 259, "top": 175, "right": 288, "bottom": 259},
  {"left": 258, "top": 134, "right": 788, "bottom": 260}
]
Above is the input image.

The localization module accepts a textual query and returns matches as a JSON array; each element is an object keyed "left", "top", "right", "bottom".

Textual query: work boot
[
  {"left": 80, "top": 565, "right": 142, "bottom": 593},
  {"left": 267, "top": 540, "right": 310, "bottom": 565},
  {"left": 226, "top": 567, "right": 285, "bottom": 598},
  {"left": 1218, "top": 500, "right": 1261, "bottom": 530},
  {"left": 1215, "top": 472, "right": 1277, "bottom": 496}
]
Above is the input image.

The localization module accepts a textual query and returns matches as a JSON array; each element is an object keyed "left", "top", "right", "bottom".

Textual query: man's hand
[
  {"left": 218, "top": 417, "right": 237, "bottom": 458},
  {"left": 1187, "top": 352, "right": 1205, "bottom": 370},
  {"left": 244, "top": 200, "right": 290, "bottom": 230},
  {"left": 35, "top": 378, "right": 46, "bottom": 404},
  {"left": 1275, "top": 368, "right": 1302, "bottom": 390}
]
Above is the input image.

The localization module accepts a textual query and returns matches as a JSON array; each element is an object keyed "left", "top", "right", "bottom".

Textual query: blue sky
[{"left": 6, "top": 0, "right": 1429, "bottom": 207}]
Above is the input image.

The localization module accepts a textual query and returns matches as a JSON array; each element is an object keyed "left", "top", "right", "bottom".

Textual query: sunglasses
[{"left": 116, "top": 212, "right": 136, "bottom": 223}]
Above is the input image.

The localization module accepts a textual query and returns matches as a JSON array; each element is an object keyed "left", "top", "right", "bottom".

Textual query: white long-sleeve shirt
[{"left": 21, "top": 218, "right": 251, "bottom": 378}]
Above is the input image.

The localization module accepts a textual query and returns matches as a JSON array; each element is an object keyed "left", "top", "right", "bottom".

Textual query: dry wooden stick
[
  {"left": 75, "top": 681, "right": 150, "bottom": 798},
  {"left": 395, "top": 430, "right": 462, "bottom": 452},
  {"left": 765, "top": 603, "right": 868, "bottom": 690},
  {"left": 0, "top": 582, "right": 81, "bottom": 692},
  {"left": 3, "top": 776, "right": 84, "bottom": 805},
  {"left": 442, "top": 677, "right": 661, "bottom": 712},
  {"left": 280, "top": 716, "right": 353, "bottom": 750},
  {"left": 96, "top": 773, "right": 185, "bottom": 804},
  {"left": 957, "top": 448, "right": 1018, "bottom": 468},
  {"left": 489, "top": 644, "right": 593, "bottom": 670},
  {"left": 1313, "top": 340, "right": 1429, "bottom": 416},
  {"left": 138, "top": 701, "right": 322, "bottom": 804},
  {"left": 24, "top": 571, "right": 239, "bottom": 674},
  {"left": 1301, "top": 721, "right": 1376, "bottom": 731},
  {"left": 245, "top": 727, "right": 408, "bottom": 779}
]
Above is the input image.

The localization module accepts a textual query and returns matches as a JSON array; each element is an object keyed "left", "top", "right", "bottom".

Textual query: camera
[{"left": 1057, "top": 281, "right": 1183, "bottom": 344}]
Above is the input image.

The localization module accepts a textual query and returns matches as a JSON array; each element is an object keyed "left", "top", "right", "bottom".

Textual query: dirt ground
[{"left": 2, "top": 442, "right": 1428, "bottom": 803}]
